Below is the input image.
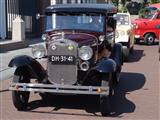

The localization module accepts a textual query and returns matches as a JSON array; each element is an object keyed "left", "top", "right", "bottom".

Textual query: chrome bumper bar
[{"left": 9, "top": 83, "right": 109, "bottom": 95}]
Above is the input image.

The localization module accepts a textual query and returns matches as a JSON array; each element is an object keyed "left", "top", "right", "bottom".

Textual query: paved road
[
  {"left": 0, "top": 39, "right": 44, "bottom": 81},
  {"left": 0, "top": 44, "right": 159, "bottom": 120}
]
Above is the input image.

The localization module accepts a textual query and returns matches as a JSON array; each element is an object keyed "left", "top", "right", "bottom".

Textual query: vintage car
[
  {"left": 133, "top": 3, "right": 160, "bottom": 45},
  {"left": 115, "top": 12, "right": 134, "bottom": 60},
  {"left": 8, "top": 4, "right": 123, "bottom": 116}
]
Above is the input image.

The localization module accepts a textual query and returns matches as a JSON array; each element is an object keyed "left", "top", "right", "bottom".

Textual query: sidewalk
[{"left": 0, "top": 38, "right": 44, "bottom": 81}]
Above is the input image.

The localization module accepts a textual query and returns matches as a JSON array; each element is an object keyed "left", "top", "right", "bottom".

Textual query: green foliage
[
  {"left": 138, "top": 8, "right": 146, "bottom": 18},
  {"left": 111, "top": 0, "right": 118, "bottom": 6},
  {"left": 118, "top": 4, "right": 128, "bottom": 13},
  {"left": 151, "top": 0, "right": 159, "bottom": 3}
]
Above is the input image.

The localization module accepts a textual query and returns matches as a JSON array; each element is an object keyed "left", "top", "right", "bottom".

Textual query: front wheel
[
  {"left": 144, "top": 33, "right": 155, "bottom": 45},
  {"left": 123, "top": 48, "right": 130, "bottom": 61},
  {"left": 100, "top": 73, "right": 112, "bottom": 116},
  {"left": 134, "top": 38, "right": 140, "bottom": 44},
  {"left": 12, "top": 73, "right": 30, "bottom": 110}
]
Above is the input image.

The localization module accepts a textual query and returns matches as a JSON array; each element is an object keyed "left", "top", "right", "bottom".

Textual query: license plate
[{"left": 49, "top": 55, "right": 76, "bottom": 65}]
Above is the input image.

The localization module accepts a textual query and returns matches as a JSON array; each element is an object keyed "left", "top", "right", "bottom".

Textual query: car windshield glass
[
  {"left": 46, "top": 13, "right": 105, "bottom": 32},
  {"left": 143, "top": 7, "right": 157, "bottom": 19},
  {"left": 116, "top": 14, "right": 129, "bottom": 25}
]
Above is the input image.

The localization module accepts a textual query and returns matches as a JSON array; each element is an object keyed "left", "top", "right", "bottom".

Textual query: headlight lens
[
  {"left": 120, "top": 31, "right": 125, "bottom": 36},
  {"left": 41, "top": 34, "right": 48, "bottom": 41},
  {"left": 32, "top": 45, "right": 46, "bottom": 59},
  {"left": 99, "top": 35, "right": 105, "bottom": 42},
  {"left": 78, "top": 46, "right": 93, "bottom": 61},
  {"left": 115, "top": 31, "right": 119, "bottom": 38}
]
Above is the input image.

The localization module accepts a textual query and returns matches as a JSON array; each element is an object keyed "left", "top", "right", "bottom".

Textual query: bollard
[{"left": 12, "top": 17, "right": 25, "bottom": 41}]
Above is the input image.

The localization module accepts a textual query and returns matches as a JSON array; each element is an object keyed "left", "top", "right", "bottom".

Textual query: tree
[{"left": 151, "top": 0, "right": 159, "bottom": 3}]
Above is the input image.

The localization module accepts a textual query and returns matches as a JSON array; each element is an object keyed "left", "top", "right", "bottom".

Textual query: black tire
[
  {"left": 100, "top": 73, "right": 112, "bottom": 116},
  {"left": 130, "top": 46, "right": 134, "bottom": 54},
  {"left": 12, "top": 72, "right": 30, "bottom": 111},
  {"left": 123, "top": 48, "right": 130, "bottom": 62},
  {"left": 144, "top": 33, "right": 155, "bottom": 45},
  {"left": 114, "top": 65, "right": 121, "bottom": 85},
  {"left": 134, "top": 38, "right": 140, "bottom": 44},
  {"left": 39, "top": 93, "right": 55, "bottom": 102}
]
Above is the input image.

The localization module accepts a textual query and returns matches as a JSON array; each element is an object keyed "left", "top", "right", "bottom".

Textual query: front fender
[
  {"left": 111, "top": 43, "right": 123, "bottom": 66},
  {"left": 9, "top": 55, "right": 34, "bottom": 67},
  {"left": 8, "top": 55, "right": 46, "bottom": 81},
  {"left": 94, "top": 58, "right": 116, "bottom": 73}
]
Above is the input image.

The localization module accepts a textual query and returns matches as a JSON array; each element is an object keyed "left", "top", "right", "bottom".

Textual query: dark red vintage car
[
  {"left": 133, "top": 3, "right": 160, "bottom": 45},
  {"left": 8, "top": 4, "right": 123, "bottom": 116}
]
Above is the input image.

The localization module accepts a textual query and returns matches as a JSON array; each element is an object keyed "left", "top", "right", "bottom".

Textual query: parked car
[
  {"left": 9, "top": 4, "right": 123, "bottom": 116},
  {"left": 133, "top": 3, "right": 160, "bottom": 45},
  {"left": 115, "top": 12, "right": 134, "bottom": 60}
]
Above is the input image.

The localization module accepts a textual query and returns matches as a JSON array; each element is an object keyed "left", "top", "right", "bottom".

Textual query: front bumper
[
  {"left": 135, "top": 35, "right": 141, "bottom": 39},
  {"left": 134, "top": 30, "right": 143, "bottom": 39},
  {"left": 115, "top": 36, "right": 129, "bottom": 43},
  {"left": 9, "top": 83, "right": 109, "bottom": 95}
]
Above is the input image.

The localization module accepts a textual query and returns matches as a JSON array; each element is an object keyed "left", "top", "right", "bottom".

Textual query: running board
[{"left": 9, "top": 83, "right": 109, "bottom": 95}]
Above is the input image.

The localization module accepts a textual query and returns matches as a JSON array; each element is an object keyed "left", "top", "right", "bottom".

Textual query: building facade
[
  {"left": 0, "top": 0, "right": 109, "bottom": 40},
  {"left": 0, "top": 0, "right": 7, "bottom": 39}
]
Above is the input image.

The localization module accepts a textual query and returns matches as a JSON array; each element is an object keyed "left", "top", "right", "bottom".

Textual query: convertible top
[{"left": 45, "top": 4, "right": 117, "bottom": 15}]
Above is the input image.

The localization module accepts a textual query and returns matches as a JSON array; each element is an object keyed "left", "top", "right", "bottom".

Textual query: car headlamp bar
[{"left": 9, "top": 83, "right": 109, "bottom": 95}]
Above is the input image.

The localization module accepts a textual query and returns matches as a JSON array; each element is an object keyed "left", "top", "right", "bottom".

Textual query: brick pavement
[{"left": 0, "top": 44, "right": 159, "bottom": 120}]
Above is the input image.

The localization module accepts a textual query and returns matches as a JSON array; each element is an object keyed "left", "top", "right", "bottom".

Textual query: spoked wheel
[
  {"left": 12, "top": 71, "right": 30, "bottom": 111},
  {"left": 100, "top": 73, "right": 112, "bottom": 116}
]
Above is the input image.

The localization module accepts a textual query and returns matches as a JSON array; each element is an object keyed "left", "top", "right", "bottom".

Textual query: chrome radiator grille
[{"left": 47, "top": 40, "right": 78, "bottom": 85}]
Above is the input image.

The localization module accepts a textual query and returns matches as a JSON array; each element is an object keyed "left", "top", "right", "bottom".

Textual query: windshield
[
  {"left": 116, "top": 14, "right": 130, "bottom": 25},
  {"left": 143, "top": 7, "right": 158, "bottom": 19},
  {"left": 46, "top": 13, "right": 105, "bottom": 32}
]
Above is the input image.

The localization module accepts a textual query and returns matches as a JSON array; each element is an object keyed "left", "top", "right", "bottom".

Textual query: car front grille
[{"left": 47, "top": 40, "right": 78, "bottom": 85}]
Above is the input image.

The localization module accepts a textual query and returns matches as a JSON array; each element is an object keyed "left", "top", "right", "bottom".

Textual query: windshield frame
[
  {"left": 116, "top": 14, "right": 130, "bottom": 25},
  {"left": 45, "top": 12, "right": 106, "bottom": 32},
  {"left": 142, "top": 7, "right": 158, "bottom": 19}
]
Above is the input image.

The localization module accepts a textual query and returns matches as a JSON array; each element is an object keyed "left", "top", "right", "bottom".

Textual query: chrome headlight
[
  {"left": 78, "top": 46, "right": 93, "bottom": 61},
  {"left": 120, "top": 31, "right": 125, "bottom": 36},
  {"left": 32, "top": 45, "right": 46, "bottom": 59},
  {"left": 80, "top": 61, "right": 90, "bottom": 71},
  {"left": 99, "top": 35, "right": 105, "bottom": 42},
  {"left": 41, "top": 34, "right": 49, "bottom": 41},
  {"left": 115, "top": 31, "right": 119, "bottom": 38}
]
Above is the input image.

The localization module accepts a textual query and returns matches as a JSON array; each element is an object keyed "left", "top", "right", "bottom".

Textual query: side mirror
[
  {"left": 113, "top": 14, "right": 117, "bottom": 20},
  {"left": 36, "top": 13, "right": 45, "bottom": 20}
]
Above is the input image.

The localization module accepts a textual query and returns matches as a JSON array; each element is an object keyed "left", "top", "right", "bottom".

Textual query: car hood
[
  {"left": 132, "top": 18, "right": 149, "bottom": 24},
  {"left": 48, "top": 31, "right": 101, "bottom": 46},
  {"left": 116, "top": 25, "right": 131, "bottom": 31}
]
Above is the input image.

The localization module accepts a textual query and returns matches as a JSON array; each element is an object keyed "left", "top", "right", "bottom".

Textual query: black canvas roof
[{"left": 45, "top": 4, "right": 117, "bottom": 15}]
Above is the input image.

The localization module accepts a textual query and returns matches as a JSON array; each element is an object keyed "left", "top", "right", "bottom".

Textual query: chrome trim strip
[{"left": 9, "top": 83, "right": 109, "bottom": 95}]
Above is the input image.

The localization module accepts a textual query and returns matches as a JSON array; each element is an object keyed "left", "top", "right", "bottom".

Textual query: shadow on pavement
[
  {"left": 136, "top": 41, "right": 159, "bottom": 46},
  {"left": 111, "top": 72, "right": 146, "bottom": 117},
  {"left": 0, "top": 89, "right": 9, "bottom": 93},
  {"left": 127, "top": 49, "right": 145, "bottom": 62},
  {"left": 26, "top": 72, "right": 145, "bottom": 117}
]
